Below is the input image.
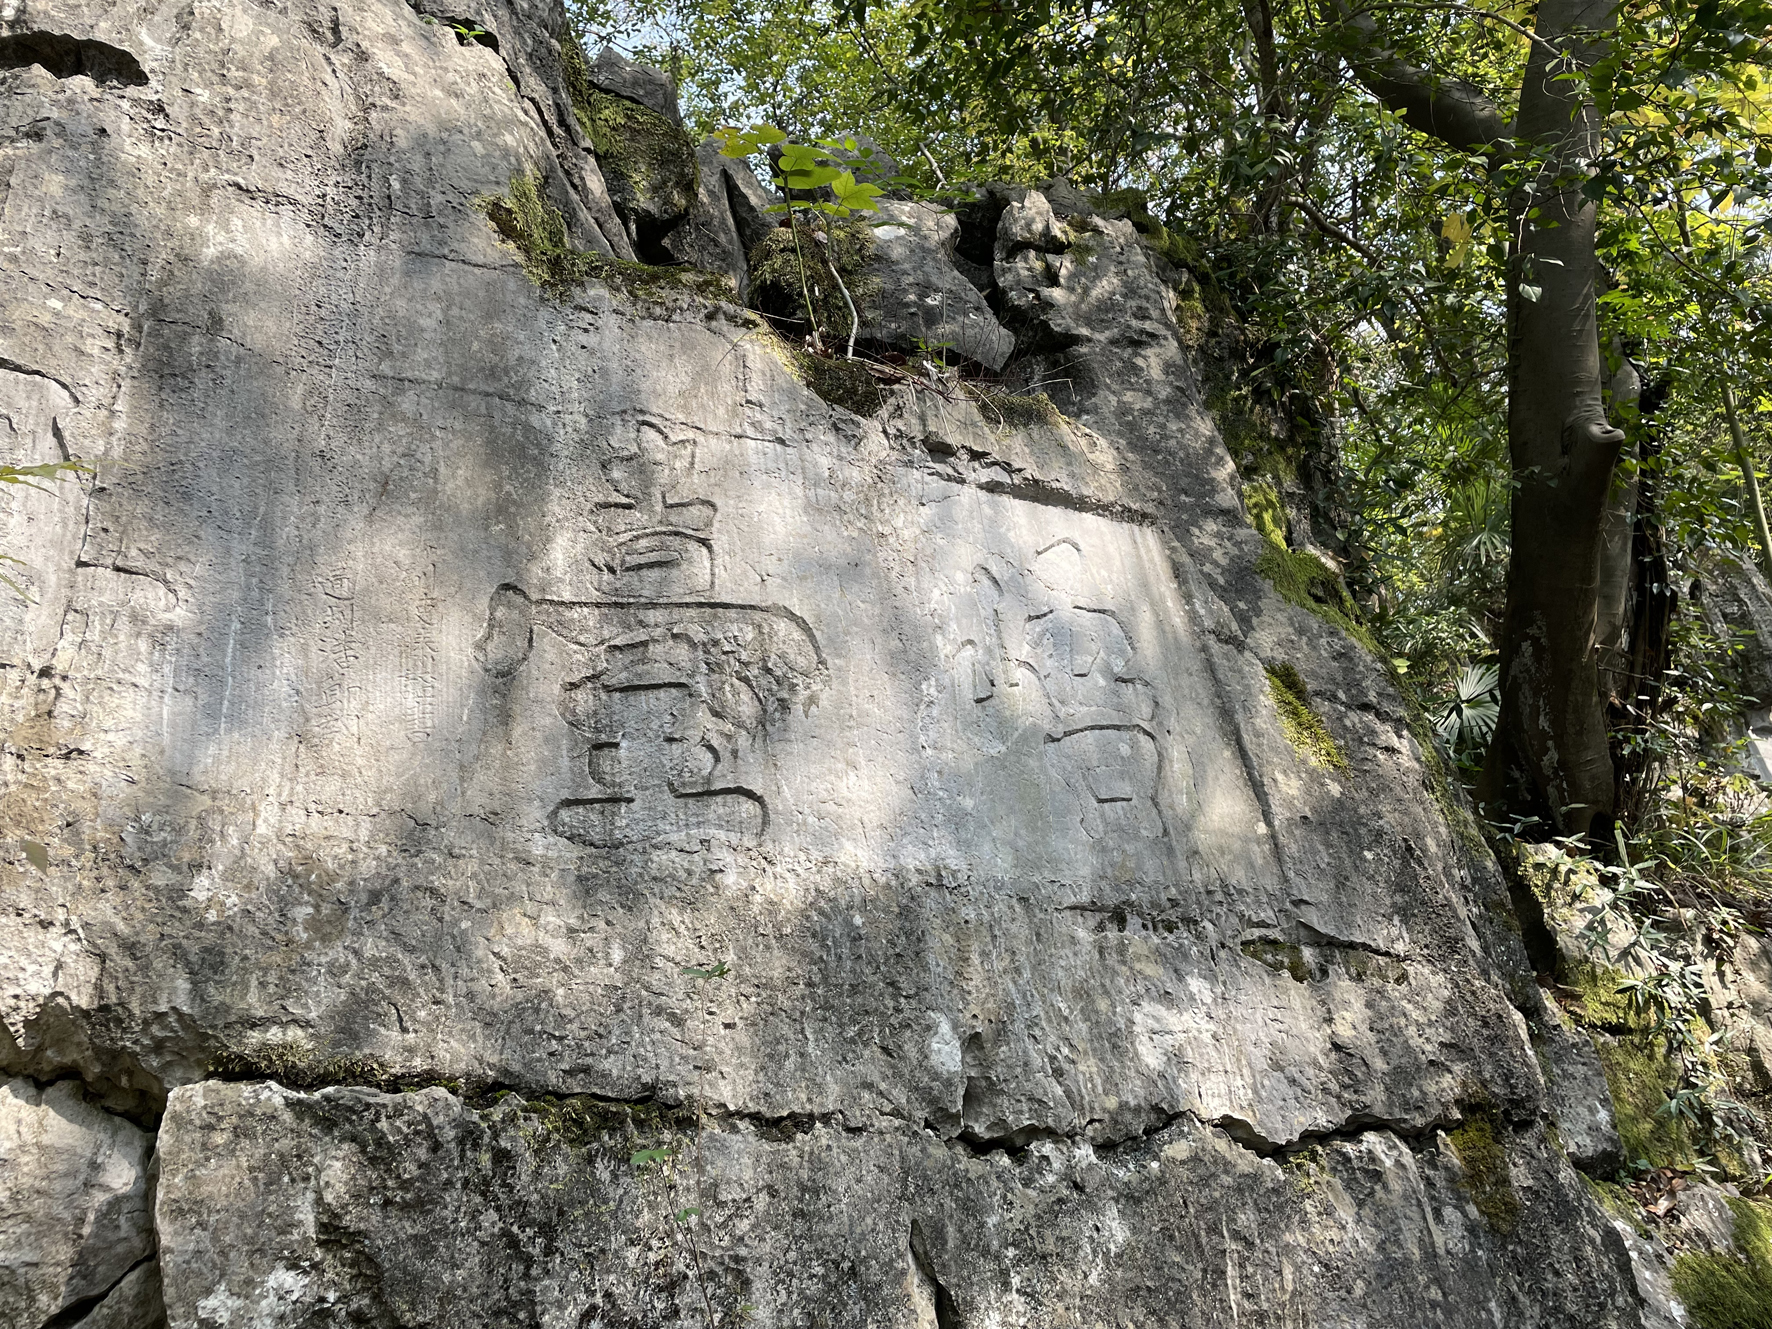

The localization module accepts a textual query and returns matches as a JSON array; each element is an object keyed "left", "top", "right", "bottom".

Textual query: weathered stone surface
[
  {"left": 862, "top": 200, "right": 1015, "bottom": 370},
  {"left": 0, "top": 1079, "right": 155, "bottom": 1328},
  {"left": 664, "top": 139, "right": 776, "bottom": 296},
  {"left": 566, "top": 46, "right": 697, "bottom": 256},
  {"left": 587, "top": 43, "right": 683, "bottom": 125},
  {"left": 75, "top": 1260, "right": 167, "bottom": 1329},
  {"left": 0, "top": 0, "right": 1664, "bottom": 1321},
  {"left": 1540, "top": 1019, "right": 1624, "bottom": 1172},
  {"left": 159, "top": 1079, "right": 1642, "bottom": 1329}
]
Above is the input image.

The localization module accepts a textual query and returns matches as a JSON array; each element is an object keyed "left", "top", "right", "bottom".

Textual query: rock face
[
  {"left": 0, "top": 0, "right": 1680, "bottom": 1324},
  {"left": 0, "top": 1079, "right": 157, "bottom": 1328},
  {"left": 664, "top": 139, "right": 777, "bottom": 297}
]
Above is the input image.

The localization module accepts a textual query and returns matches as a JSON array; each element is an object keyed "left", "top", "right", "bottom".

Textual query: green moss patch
[
  {"left": 1088, "top": 186, "right": 1198, "bottom": 275},
  {"left": 1582, "top": 1174, "right": 1648, "bottom": 1235},
  {"left": 501, "top": 1092, "right": 697, "bottom": 1151},
  {"left": 207, "top": 1039, "right": 467, "bottom": 1095},
  {"left": 1256, "top": 543, "right": 1380, "bottom": 655},
  {"left": 480, "top": 171, "right": 734, "bottom": 303},
  {"left": 746, "top": 217, "right": 881, "bottom": 346},
  {"left": 793, "top": 350, "right": 883, "bottom": 416},
  {"left": 1242, "top": 937, "right": 1309, "bottom": 982},
  {"left": 1244, "top": 479, "right": 1288, "bottom": 548},
  {"left": 966, "top": 387, "right": 1065, "bottom": 430},
  {"left": 1561, "top": 957, "right": 1649, "bottom": 1033},
  {"left": 1447, "top": 1107, "right": 1522, "bottom": 1234},
  {"left": 1673, "top": 1199, "right": 1772, "bottom": 1329},
  {"left": 1594, "top": 1031, "right": 1698, "bottom": 1169},
  {"left": 1265, "top": 662, "right": 1348, "bottom": 773},
  {"left": 559, "top": 39, "right": 696, "bottom": 232}
]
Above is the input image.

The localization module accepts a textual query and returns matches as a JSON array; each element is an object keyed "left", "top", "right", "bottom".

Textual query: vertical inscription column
[{"left": 314, "top": 571, "right": 361, "bottom": 742}]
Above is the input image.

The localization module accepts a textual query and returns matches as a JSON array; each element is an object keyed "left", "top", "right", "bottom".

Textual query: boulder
[
  {"left": 0, "top": 1079, "right": 155, "bottom": 1328},
  {"left": 587, "top": 45, "right": 683, "bottom": 126},
  {"left": 1539, "top": 1020, "right": 1624, "bottom": 1172},
  {"left": 664, "top": 139, "right": 779, "bottom": 296},
  {"left": 861, "top": 200, "right": 1015, "bottom": 370},
  {"left": 561, "top": 45, "right": 697, "bottom": 259}
]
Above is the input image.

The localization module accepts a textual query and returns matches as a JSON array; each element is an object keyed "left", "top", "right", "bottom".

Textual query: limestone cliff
[{"left": 0, "top": 0, "right": 1689, "bottom": 1324}]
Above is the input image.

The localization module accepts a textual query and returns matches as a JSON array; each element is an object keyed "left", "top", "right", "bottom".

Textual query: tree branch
[{"left": 1328, "top": 1, "right": 1512, "bottom": 153}]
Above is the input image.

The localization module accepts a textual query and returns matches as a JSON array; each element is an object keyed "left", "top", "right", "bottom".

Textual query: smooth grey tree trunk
[
  {"left": 1335, "top": 0, "right": 1625, "bottom": 838},
  {"left": 1480, "top": 0, "right": 1626, "bottom": 839}
]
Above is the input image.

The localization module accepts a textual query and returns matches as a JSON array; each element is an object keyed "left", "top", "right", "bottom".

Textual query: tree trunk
[
  {"left": 1477, "top": 0, "right": 1625, "bottom": 841},
  {"left": 1609, "top": 374, "right": 1676, "bottom": 826},
  {"left": 1596, "top": 354, "right": 1640, "bottom": 693}
]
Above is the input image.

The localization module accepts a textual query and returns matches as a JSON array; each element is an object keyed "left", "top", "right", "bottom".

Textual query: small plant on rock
[{"left": 712, "top": 124, "right": 885, "bottom": 358}]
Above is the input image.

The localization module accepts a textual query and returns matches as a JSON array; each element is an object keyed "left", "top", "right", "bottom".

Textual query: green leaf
[
  {"left": 714, "top": 122, "right": 786, "bottom": 159},
  {"left": 673, "top": 1206, "right": 702, "bottom": 1222},
  {"left": 630, "top": 1146, "right": 676, "bottom": 1168},
  {"left": 1519, "top": 284, "right": 1542, "bottom": 302},
  {"left": 681, "top": 962, "right": 731, "bottom": 981},
  {"left": 780, "top": 164, "right": 844, "bottom": 189}
]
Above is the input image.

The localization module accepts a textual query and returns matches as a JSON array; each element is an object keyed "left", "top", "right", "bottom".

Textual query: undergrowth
[{"left": 746, "top": 217, "right": 881, "bottom": 344}]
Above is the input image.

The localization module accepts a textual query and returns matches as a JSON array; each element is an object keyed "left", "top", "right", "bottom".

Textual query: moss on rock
[
  {"left": 792, "top": 350, "right": 883, "bottom": 416},
  {"left": 209, "top": 1039, "right": 430, "bottom": 1093},
  {"left": 480, "top": 171, "right": 734, "bottom": 304},
  {"left": 1447, "top": 1107, "right": 1521, "bottom": 1234},
  {"left": 1255, "top": 543, "right": 1380, "bottom": 655},
  {"left": 1582, "top": 1174, "right": 1648, "bottom": 1235},
  {"left": 1673, "top": 1199, "right": 1772, "bottom": 1329},
  {"left": 1089, "top": 186, "right": 1199, "bottom": 276},
  {"left": 1594, "top": 1030, "right": 1698, "bottom": 1169},
  {"left": 1242, "top": 937, "right": 1309, "bottom": 982},
  {"left": 503, "top": 1093, "right": 697, "bottom": 1151},
  {"left": 966, "top": 387, "right": 1066, "bottom": 430},
  {"left": 1244, "top": 479, "right": 1288, "bottom": 548},
  {"left": 1265, "top": 662, "right": 1347, "bottom": 773},
  {"left": 559, "top": 38, "right": 696, "bottom": 240},
  {"left": 746, "top": 217, "right": 881, "bottom": 347},
  {"left": 1561, "top": 957, "right": 1647, "bottom": 1033}
]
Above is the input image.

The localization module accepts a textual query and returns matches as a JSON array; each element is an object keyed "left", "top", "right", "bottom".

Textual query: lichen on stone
[
  {"left": 1446, "top": 1107, "right": 1521, "bottom": 1234},
  {"left": 1338, "top": 948, "right": 1408, "bottom": 984},
  {"left": 1265, "top": 662, "right": 1348, "bottom": 773},
  {"left": 1672, "top": 1198, "right": 1772, "bottom": 1329},
  {"left": 1281, "top": 1144, "right": 1329, "bottom": 1193},
  {"left": 1242, "top": 937, "right": 1309, "bottom": 982},
  {"left": 479, "top": 171, "right": 734, "bottom": 303}
]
